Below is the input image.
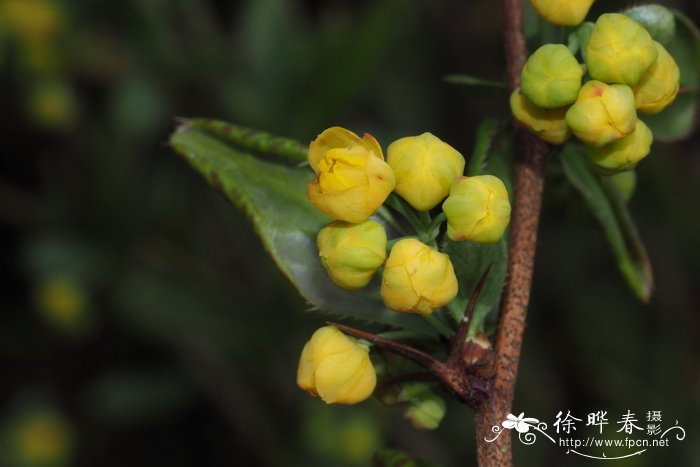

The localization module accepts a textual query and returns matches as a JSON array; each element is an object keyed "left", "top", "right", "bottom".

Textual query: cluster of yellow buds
[
  {"left": 512, "top": 7, "right": 681, "bottom": 174},
  {"left": 298, "top": 126, "right": 512, "bottom": 404},
  {"left": 307, "top": 127, "right": 511, "bottom": 316}
]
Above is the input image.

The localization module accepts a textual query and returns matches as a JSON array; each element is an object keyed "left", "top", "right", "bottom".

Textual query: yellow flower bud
[
  {"left": 565, "top": 80, "right": 637, "bottom": 147},
  {"left": 521, "top": 44, "right": 584, "bottom": 109},
  {"left": 509, "top": 88, "right": 572, "bottom": 144},
  {"left": 297, "top": 326, "right": 376, "bottom": 404},
  {"left": 380, "top": 238, "right": 458, "bottom": 315},
  {"left": 7, "top": 408, "right": 74, "bottom": 466},
  {"left": 35, "top": 276, "right": 91, "bottom": 335},
  {"left": 387, "top": 133, "right": 465, "bottom": 211},
  {"left": 308, "top": 127, "right": 396, "bottom": 223},
  {"left": 633, "top": 42, "right": 680, "bottom": 114},
  {"left": 317, "top": 220, "right": 387, "bottom": 290},
  {"left": 530, "top": 0, "right": 595, "bottom": 26},
  {"left": 586, "top": 13, "right": 658, "bottom": 86},
  {"left": 442, "top": 175, "right": 511, "bottom": 244},
  {"left": 28, "top": 80, "right": 78, "bottom": 131},
  {"left": 588, "top": 119, "right": 653, "bottom": 174}
]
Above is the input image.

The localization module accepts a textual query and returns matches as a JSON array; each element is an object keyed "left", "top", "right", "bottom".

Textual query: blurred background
[{"left": 1, "top": 0, "right": 699, "bottom": 465}]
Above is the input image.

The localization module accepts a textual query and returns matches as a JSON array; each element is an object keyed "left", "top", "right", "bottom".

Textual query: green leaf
[
  {"left": 523, "top": 0, "right": 543, "bottom": 42},
  {"left": 623, "top": 4, "right": 676, "bottom": 45},
  {"left": 373, "top": 448, "right": 442, "bottom": 467},
  {"left": 466, "top": 118, "right": 501, "bottom": 177},
  {"left": 443, "top": 74, "right": 506, "bottom": 90},
  {"left": 571, "top": 22, "right": 594, "bottom": 61},
  {"left": 187, "top": 118, "right": 308, "bottom": 162},
  {"left": 642, "top": 92, "right": 697, "bottom": 141},
  {"left": 561, "top": 144, "right": 653, "bottom": 302},
  {"left": 442, "top": 122, "right": 512, "bottom": 335},
  {"left": 643, "top": 10, "right": 700, "bottom": 142},
  {"left": 464, "top": 122, "right": 514, "bottom": 195},
  {"left": 567, "top": 31, "right": 580, "bottom": 56},
  {"left": 443, "top": 238, "right": 508, "bottom": 336},
  {"left": 170, "top": 120, "right": 435, "bottom": 334}
]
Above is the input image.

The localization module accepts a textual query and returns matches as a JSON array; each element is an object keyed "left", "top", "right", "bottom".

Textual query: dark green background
[{"left": 1, "top": 0, "right": 698, "bottom": 465}]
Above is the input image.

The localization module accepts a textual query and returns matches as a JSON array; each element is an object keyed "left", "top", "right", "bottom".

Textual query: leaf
[
  {"left": 442, "top": 123, "right": 512, "bottom": 335},
  {"left": 623, "top": 4, "right": 676, "bottom": 45},
  {"left": 169, "top": 120, "right": 435, "bottom": 334},
  {"left": 643, "top": 10, "right": 700, "bottom": 142},
  {"left": 567, "top": 31, "right": 580, "bottom": 56},
  {"left": 186, "top": 118, "right": 308, "bottom": 162},
  {"left": 522, "top": 0, "right": 543, "bottom": 42},
  {"left": 483, "top": 127, "right": 515, "bottom": 197},
  {"left": 373, "top": 448, "right": 442, "bottom": 467},
  {"left": 570, "top": 22, "right": 594, "bottom": 61},
  {"left": 466, "top": 118, "right": 501, "bottom": 177},
  {"left": 443, "top": 74, "right": 506, "bottom": 90},
  {"left": 443, "top": 238, "right": 508, "bottom": 336},
  {"left": 561, "top": 144, "right": 653, "bottom": 302},
  {"left": 642, "top": 92, "right": 697, "bottom": 141}
]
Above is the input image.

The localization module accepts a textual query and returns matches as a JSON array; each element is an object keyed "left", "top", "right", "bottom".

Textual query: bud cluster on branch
[
  {"left": 512, "top": 6, "right": 680, "bottom": 175},
  {"left": 298, "top": 126, "right": 511, "bottom": 406}
]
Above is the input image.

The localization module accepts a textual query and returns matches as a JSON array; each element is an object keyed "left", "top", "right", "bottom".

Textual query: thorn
[
  {"left": 328, "top": 322, "right": 443, "bottom": 372},
  {"left": 449, "top": 265, "right": 493, "bottom": 365}
]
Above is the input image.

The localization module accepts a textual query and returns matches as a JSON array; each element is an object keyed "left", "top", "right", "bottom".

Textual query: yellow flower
[
  {"left": 565, "top": 80, "right": 637, "bottom": 147},
  {"left": 0, "top": 0, "right": 59, "bottom": 45},
  {"left": 28, "top": 80, "right": 78, "bottom": 130},
  {"left": 387, "top": 133, "right": 465, "bottom": 211},
  {"left": 10, "top": 408, "right": 74, "bottom": 466},
  {"left": 35, "top": 276, "right": 91, "bottom": 335},
  {"left": 308, "top": 127, "right": 395, "bottom": 223},
  {"left": 633, "top": 41, "right": 680, "bottom": 114},
  {"left": 317, "top": 220, "right": 387, "bottom": 290},
  {"left": 442, "top": 175, "right": 511, "bottom": 244},
  {"left": 588, "top": 119, "right": 653, "bottom": 174},
  {"left": 586, "top": 13, "right": 658, "bottom": 86},
  {"left": 530, "top": 0, "right": 595, "bottom": 26},
  {"left": 521, "top": 44, "right": 583, "bottom": 109},
  {"left": 297, "top": 326, "right": 376, "bottom": 404},
  {"left": 380, "top": 238, "right": 458, "bottom": 315},
  {"left": 509, "top": 88, "right": 572, "bottom": 144}
]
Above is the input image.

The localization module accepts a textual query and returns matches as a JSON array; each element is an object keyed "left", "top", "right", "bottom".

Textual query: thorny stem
[
  {"left": 329, "top": 322, "right": 444, "bottom": 374},
  {"left": 448, "top": 264, "right": 492, "bottom": 368},
  {"left": 473, "top": 1, "right": 551, "bottom": 466}
]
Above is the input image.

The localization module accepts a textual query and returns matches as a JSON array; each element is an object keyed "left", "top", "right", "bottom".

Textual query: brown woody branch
[{"left": 472, "top": 1, "right": 551, "bottom": 466}]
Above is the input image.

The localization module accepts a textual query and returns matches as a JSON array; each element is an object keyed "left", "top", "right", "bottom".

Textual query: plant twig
[
  {"left": 329, "top": 322, "right": 443, "bottom": 373},
  {"left": 473, "top": 1, "right": 551, "bottom": 465},
  {"left": 448, "top": 265, "right": 492, "bottom": 367},
  {"left": 329, "top": 267, "right": 495, "bottom": 406}
]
